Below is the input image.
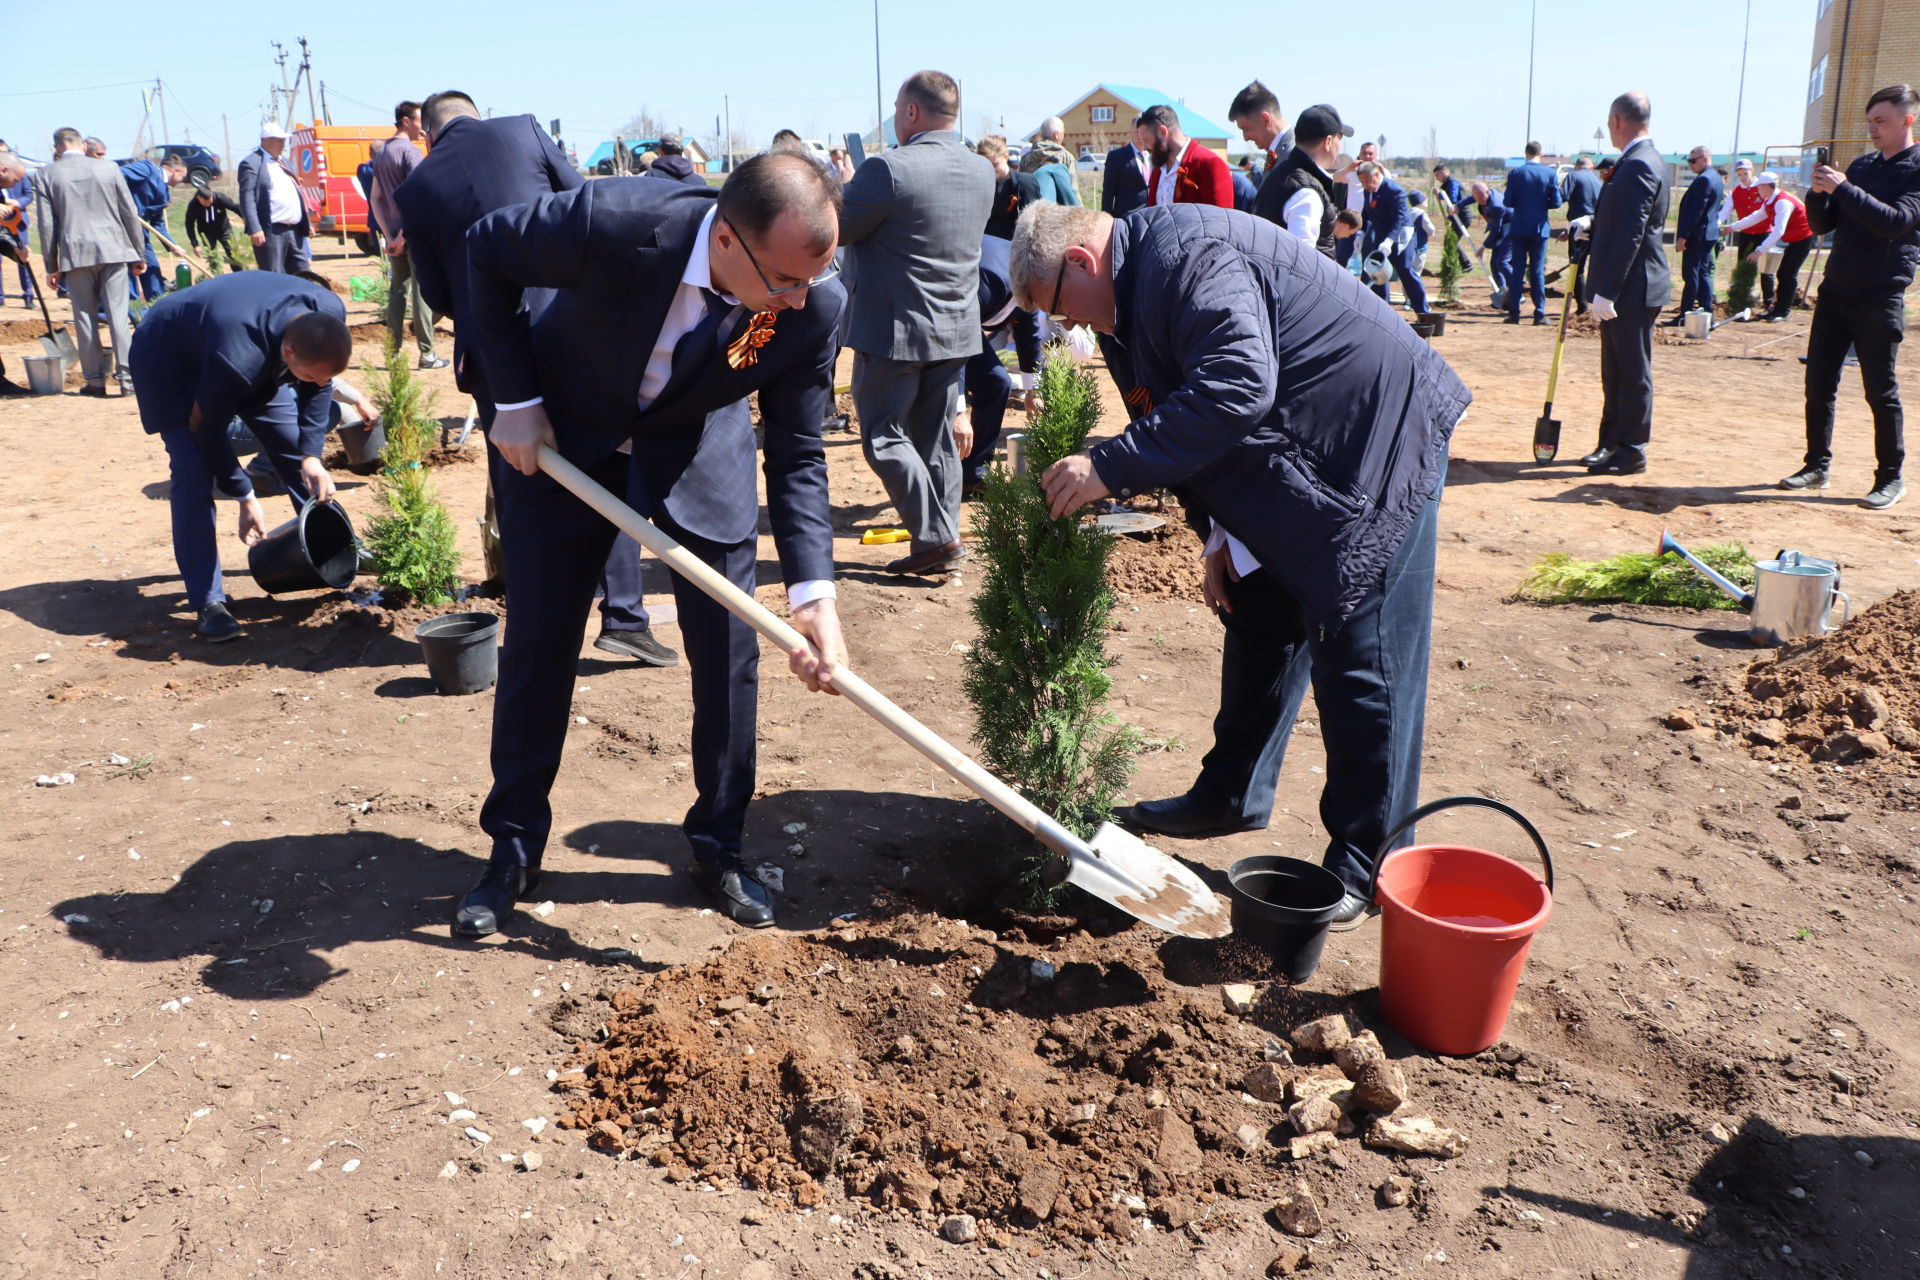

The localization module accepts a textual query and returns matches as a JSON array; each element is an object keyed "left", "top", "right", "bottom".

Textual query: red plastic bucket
[{"left": 1370, "top": 797, "right": 1555, "bottom": 1056}]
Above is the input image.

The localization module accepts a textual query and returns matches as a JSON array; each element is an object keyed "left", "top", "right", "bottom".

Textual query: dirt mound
[
  {"left": 1707, "top": 589, "right": 1920, "bottom": 765},
  {"left": 551, "top": 915, "right": 1444, "bottom": 1245},
  {"left": 1104, "top": 504, "right": 1205, "bottom": 602}
]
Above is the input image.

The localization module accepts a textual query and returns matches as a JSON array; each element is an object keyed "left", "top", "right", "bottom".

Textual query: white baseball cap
[
  {"left": 1757, "top": 170, "right": 1780, "bottom": 185},
  {"left": 260, "top": 123, "right": 291, "bottom": 141}
]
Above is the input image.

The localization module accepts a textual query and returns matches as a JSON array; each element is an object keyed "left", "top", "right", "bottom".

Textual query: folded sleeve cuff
[
  {"left": 787, "top": 580, "right": 837, "bottom": 608},
  {"left": 492, "top": 396, "right": 544, "bottom": 412}
]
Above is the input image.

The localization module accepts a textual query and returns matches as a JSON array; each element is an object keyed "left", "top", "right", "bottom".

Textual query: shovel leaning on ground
[
  {"left": 21, "top": 261, "right": 77, "bottom": 364},
  {"left": 1532, "top": 256, "right": 1582, "bottom": 463},
  {"left": 535, "top": 444, "right": 1233, "bottom": 939}
]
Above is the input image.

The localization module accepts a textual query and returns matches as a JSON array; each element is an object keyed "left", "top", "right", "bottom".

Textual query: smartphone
[{"left": 1816, "top": 146, "right": 1831, "bottom": 169}]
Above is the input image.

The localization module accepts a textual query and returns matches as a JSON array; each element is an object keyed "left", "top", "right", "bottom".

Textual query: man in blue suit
[
  {"left": 1561, "top": 155, "right": 1603, "bottom": 221},
  {"left": 1471, "top": 182, "right": 1513, "bottom": 309},
  {"left": 1574, "top": 92, "right": 1671, "bottom": 475},
  {"left": 126, "top": 272, "right": 349, "bottom": 640},
  {"left": 119, "top": 155, "right": 183, "bottom": 302},
  {"left": 1504, "top": 141, "right": 1563, "bottom": 324},
  {"left": 236, "top": 125, "right": 312, "bottom": 274},
  {"left": 1356, "top": 161, "right": 1428, "bottom": 312},
  {"left": 394, "top": 90, "right": 676, "bottom": 668},
  {"left": 1100, "top": 130, "right": 1150, "bottom": 217},
  {"left": 1671, "top": 145, "right": 1724, "bottom": 323},
  {"left": 457, "top": 154, "right": 849, "bottom": 935},
  {"left": 1018, "top": 201, "right": 1470, "bottom": 927}
]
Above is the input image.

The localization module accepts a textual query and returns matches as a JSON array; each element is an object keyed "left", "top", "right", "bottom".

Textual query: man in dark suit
[
  {"left": 1576, "top": 92, "right": 1671, "bottom": 475},
  {"left": 1503, "top": 141, "right": 1563, "bottom": 324},
  {"left": 395, "top": 91, "right": 677, "bottom": 667},
  {"left": 1561, "top": 155, "right": 1603, "bottom": 221},
  {"left": 1471, "top": 182, "right": 1513, "bottom": 308},
  {"left": 236, "top": 125, "right": 312, "bottom": 274},
  {"left": 457, "top": 154, "right": 849, "bottom": 935},
  {"left": 1356, "top": 161, "right": 1428, "bottom": 312},
  {"left": 125, "top": 272, "right": 349, "bottom": 641},
  {"left": 1672, "top": 145, "right": 1725, "bottom": 323},
  {"left": 958, "top": 235, "right": 1017, "bottom": 493},
  {"left": 1016, "top": 201, "right": 1470, "bottom": 928},
  {"left": 1101, "top": 125, "right": 1151, "bottom": 217}
]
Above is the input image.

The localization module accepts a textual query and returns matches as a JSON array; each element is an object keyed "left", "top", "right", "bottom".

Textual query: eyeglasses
[
  {"left": 1049, "top": 253, "right": 1071, "bottom": 319},
  {"left": 729, "top": 221, "right": 839, "bottom": 297}
]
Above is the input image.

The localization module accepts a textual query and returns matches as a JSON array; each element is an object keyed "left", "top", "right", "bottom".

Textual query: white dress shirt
[
  {"left": 1728, "top": 193, "right": 1799, "bottom": 256},
  {"left": 260, "top": 149, "right": 302, "bottom": 226},
  {"left": 1154, "top": 139, "right": 1191, "bottom": 205},
  {"left": 496, "top": 207, "right": 835, "bottom": 607},
  {"left": 1278, "top": 155, "right": 1332, "bottom": 245}
]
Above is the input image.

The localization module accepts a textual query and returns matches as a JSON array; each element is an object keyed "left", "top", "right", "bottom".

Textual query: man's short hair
[
  {"left": 1597, "top": 158, "right": 1616, "bottom": 171},
  {"left": 53, "top": 127, "right": 82, "bottom": 152},
  {"left": 976, "top": 135, "right": 1008, "bottom": 163},
  {"left": 1868, "top": 83, "right": 1920, "bottom": 115},
  {"left": 769, "top": 133, "right": 812, "bottom": 159},
  {"left": 84, "top": 137, "right": 106, "bottom": 152},
  {"left": 394, "top": 100, "right": 422, "bottom": 127},
  {"left": 1355, "top": 161, "right": 1383, "bottom": 179},
  {"left": 1138, "top": 104, "right": 1180, "bottom": 134},
  {"left": 1335, "top": 208, "right": 1363, "bottom": 229},
  {"left": 162, "top": 156, "right": 187, "bottom": 172},
  {"left": 1432, "top": 163, "right": 1449, "bottom": 174},
  {"left": 771, "top": 128, "right": 802, "bottom": 145},
  {"left": 716, "top": 151, "right": 842, "bottom": 256},
  {"left": 898, "top": 70, "right": 960, "bottom": 121},
  {"left": 293, "top": 269, "right": 341, "bottom": 294},
  {"left": 284, "top": 310, "right": 352, "bottom": 368},
  {"left": 1228, "top": 81, "right": 1280, "bottom": 124},
  {"left": 658, "top": 133, "right": 684, "bottom": 156},
  {"left": 1609, "top": 92, "right": 1652, "bottom": 127},
  {"left": 420, "top": 91, "right": 479, "bottom": 134},
  {"left": 1008, "top": 202, "right": 1103, "bottom": 312},
  {"left": 1575, "top": 155, "right": 1593, "bottom": 168},
  {"left": 1524, "top": 140, "right": 1542, "bottom": 158}
]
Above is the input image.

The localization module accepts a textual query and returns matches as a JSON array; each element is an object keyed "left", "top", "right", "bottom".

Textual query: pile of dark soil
[
  {"left": 1698, "top": 589, "right": 1920, "bottom": 766},
  {"left": 1104, "top": 501, "right": 1205, "bottom": 602},
  {"left": 550, "top": 915, "right": 1422, "bottom": 1245}
]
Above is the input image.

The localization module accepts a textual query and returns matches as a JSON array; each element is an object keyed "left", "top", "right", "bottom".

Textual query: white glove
[
  {"left": 1591, "top": 295, "right": 1617, "bottom": 322},
  {"left": 1568, "top": 216, "right": 1592, "bottom": 241}
]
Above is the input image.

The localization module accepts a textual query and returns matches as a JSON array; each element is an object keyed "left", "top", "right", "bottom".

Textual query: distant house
[
  {"left": 582, "top": 136, "right": 715, "bottom": 176},
  {"left": 1050, "top": 85, "right": 1232, "bottom": 162}
]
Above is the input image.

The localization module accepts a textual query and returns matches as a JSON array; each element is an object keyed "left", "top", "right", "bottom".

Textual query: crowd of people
[{"left": 2, "top": 73, "right": 1915, "bottom": 939}]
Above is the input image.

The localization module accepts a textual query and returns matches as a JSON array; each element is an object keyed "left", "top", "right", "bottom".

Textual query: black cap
[{"left": 1294, "top": 104, "right": 1354, "bottom": 145}]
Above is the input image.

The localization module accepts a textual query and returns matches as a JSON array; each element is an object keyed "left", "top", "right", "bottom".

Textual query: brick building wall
[{"left": 1804, "top": 0, "right": 1920, "bottom": 157}]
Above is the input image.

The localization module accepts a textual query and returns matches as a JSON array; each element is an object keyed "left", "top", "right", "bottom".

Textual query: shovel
[
  {"left": 1532, "top": 257, "right": 1581, "bottom": 463},
  {"left": 20, "top": 261, "right": 77, "bottom": 363},
  {"left": 141, "top": 221, "right": 218, "bottom": 284},
  {"left": 536, "top": 444, "right": 1232, "bottom": 939}
]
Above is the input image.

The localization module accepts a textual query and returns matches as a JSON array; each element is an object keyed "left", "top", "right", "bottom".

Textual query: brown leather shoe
[{"left": 883, "top": 540, "right": 966, "bottom": 575}]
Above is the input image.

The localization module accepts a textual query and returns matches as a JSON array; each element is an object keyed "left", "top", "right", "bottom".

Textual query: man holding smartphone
[{"left": 1784, "top": 84, "right": 1920, "bottom": 509}]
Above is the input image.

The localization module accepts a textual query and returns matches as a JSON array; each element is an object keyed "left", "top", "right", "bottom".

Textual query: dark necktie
[{"left": 652, "top": 289, "right": 733, "bottom": 410}]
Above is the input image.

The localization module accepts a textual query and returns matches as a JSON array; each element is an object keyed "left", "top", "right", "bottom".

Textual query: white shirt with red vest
[{"left": 1728, "top": 189, "right": 1812, "bottom": 255}]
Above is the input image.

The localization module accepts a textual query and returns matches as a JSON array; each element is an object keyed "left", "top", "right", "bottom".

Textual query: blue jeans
[
  {"left": 1507, "top": 233, "right": 1548, "bottom": 318},
  {"left": 153, "top": 387, "right": 313, "bottom": 609},
  {"left": 1187, "top": 492, "right": 1440, "bottom": 895}
]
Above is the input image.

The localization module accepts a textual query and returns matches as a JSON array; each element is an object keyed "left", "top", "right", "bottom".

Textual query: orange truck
[{"left": 289, "top": 123, "right": 426, "bottom": 255}]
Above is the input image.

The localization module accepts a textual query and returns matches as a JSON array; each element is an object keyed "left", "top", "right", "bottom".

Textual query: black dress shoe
[
  {"left": 1502, "top": 315, "right": 1521, "bottom": 325},
  {"left": 1579, "top": 446, "right": 1615, "bottom": 468},
  {"left": 196, "top": 601, "right": 243, "bottom": 642},
  {"left": 1588, "top": 451, "right": 1647, "bottom": 476},
  {"left": 883, "top": 539, "right": 966, "bottom": 576},
  {"left": 1125, "top": 793, "right": 1267, "bottom": 838},
  {"left": 593, "top": 626, "right": 680, "bottom": 666},
  {"left": 1327, "top": 891, "right": 1380, "bottom": 932},
  {"left": 692, "top": 859, "right": 776, "bottom": 928},
  {"left": 453, "top": 861, "right": 542, "bottom": 937},
  {"left": 1533, "top": 315, "right": 1550, "bottom": 326}
]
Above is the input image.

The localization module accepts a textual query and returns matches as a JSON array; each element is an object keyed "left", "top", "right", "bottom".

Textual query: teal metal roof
[{"left": 1092, "top": 84, "right": 1232, "bottom": 141}]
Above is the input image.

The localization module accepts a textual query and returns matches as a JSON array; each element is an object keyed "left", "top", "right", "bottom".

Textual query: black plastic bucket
[
  {"left": 1227, "top": 854, "right": 1348, "bottom": 982},
  {"left": 1418, "top": 312, "right": 1447, "bottom": 337},
  {"left": 333, "top": 402, "right": 387, "bottom": 476},
  {"left": 247, "top": 501, "right": 358, "bottom": 594},
  {"left": 1411, "top": 322, "right": 1436, "bottom": 341},
  {"left": 415, "top": 611, "right": 500, "bottom": 695}
]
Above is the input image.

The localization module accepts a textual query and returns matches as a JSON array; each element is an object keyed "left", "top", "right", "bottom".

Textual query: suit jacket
[
  {"left": 125, "top": 271, "right": 344, "bottom": 455},
  {"left": 1231, "top": 171, "right": 1258, "bottom": 213},
  {"left": 1583, "top": 137, "right": 1671, "bottom": 310},
  {"left": 1361, "top": 176, "right": 1415, "bottom": 253},
  {"left": 1676, "top": 165, "right": 1724, "bottom": 242},
  {"left": 1504, "top": 161, "right": 1563, "bottom": 238},
  {"left": 985, "top": 170, "right": 1042, "bottom": 241},
  {"left": 465, "top": 178, "right": 845, "bottom": 583},
  {"left": 236, "top": 147, "right": 312, "bottom": 238},
  {"left": 1088, "top": 206, "right": 1470, "bottom": 628},
  {"left": 119, "top": 159, "right": 171, "bottom": 223},
  {"left": 1101, "top": 144, "right": 1149, "bottom": 216},
  {"left": 839, "top": 129, "right": 994, "bottom": 362},
  {"left": 1147, "top": 141, "right": 1233, "bottom": 209},
  {"left": 977, "top": 235, "right": 1016, "bottom": 336},
  {"left": 393, "top": 113, "right": 583, "bottom": 396},
  {"left": 1476, "top": 190, "right": 1511, "bottom": 243},
  {"left": 32, "top": 154, "right": 145, "bottom": 273},
  {"left": 1561, "top": 168, "right": 1603, "bottom": 221}
]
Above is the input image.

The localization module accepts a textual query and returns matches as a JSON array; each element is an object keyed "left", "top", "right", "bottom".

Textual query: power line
[{"left": 0, "top": 78, "right": 152, "bottom": 98}]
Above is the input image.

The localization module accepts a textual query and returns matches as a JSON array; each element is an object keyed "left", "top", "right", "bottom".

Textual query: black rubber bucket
[
  {"left": 1418, "top": 312, "right": 1447, "bottom": 337},
  {"left": 415, "top": 611, "right": 500, "bottom": 695},
  {"left": 1227, "top": 854, "right": 1348, "bottom": 983},
  {"left": 247, "top": 500, "right": 358, "bottom": 594}
]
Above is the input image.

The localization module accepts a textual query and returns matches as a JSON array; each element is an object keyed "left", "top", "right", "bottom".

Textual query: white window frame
[
  {"left": 1090, "top": 105, "right": 1115, "bottom": 124},
  {"left": 1808, "top": 55, "right": 1827, "bottom": 106}
]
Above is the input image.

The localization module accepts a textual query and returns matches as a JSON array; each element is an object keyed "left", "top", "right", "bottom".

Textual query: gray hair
[
  {"left": 1009, "top": 203, "right": 1103, "bottom": 312},
  {"left": 1610, "top": 91, "right": 1652, "bottom": 127},
  {"left": 1040, "top": 116, "right": 1065, "bottom": 140},
  {"left": 1355, "top": 161, "right": 1383, "bottom": 179}
]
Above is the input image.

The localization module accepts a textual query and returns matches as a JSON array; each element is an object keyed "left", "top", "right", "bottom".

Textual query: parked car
[
  {"left": 142, "top": 143, "right": 223, "bottom": 184},
  {"left": 1075, "top": 153, "right": 1104, "bottom": 172}
]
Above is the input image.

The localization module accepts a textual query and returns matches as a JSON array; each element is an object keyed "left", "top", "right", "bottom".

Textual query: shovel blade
[
  {"left": 1532, "top": 416, "right": 1560, "bottom": 463},
  {"left": 40, "top": 330, "right": 77, "bottom": 363},
  {"left": 1060, "top": 823, "right": 1232, "bottom": 939}
]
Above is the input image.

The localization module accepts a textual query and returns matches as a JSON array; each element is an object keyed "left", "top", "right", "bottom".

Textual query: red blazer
[{"left": 1146, "top": 141, "right": 1234, "bottom": 209}]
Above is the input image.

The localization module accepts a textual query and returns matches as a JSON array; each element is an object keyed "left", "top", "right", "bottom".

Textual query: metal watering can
[{"left": 1656, "top": 531, "right": 1849, "bottom": 646}]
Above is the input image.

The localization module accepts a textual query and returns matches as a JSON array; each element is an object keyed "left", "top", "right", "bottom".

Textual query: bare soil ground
[{"left": 3, "top": 247, "right": 1919, "bottom": 1280}]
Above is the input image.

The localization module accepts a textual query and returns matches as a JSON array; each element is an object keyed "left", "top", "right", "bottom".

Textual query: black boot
[
  {"left": 691, "top": 858, "right": 776, "bottom": 928},
  {"left": 453, "top": 860, "right": 542, "bottom": 937}
]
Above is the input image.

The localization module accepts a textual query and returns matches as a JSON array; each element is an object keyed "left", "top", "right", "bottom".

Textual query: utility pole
[
  {"left": 299, "top": 38, "right": 317, "bottom": 126},
  {"left": 724, "top": 95, "right": 732, "bottom": 172},
  {"left": 156, "top": 77, "right": 170, "bottom": 146},
  {"left": 1731, "top": 0, "right": 1751, "bottom": 162},
  {"left": 1525, "top": 0, "right": 1537, "bottom": 144},
  {"left": 873, "top": 0, "right": 884, "bottom": 143},
  {"left": 271, "top": 41, "right": 291, "bottom": 123},
  {"left": 320, "top": 83, "right": 332, "bottom": 126},
  {"left": 223, "top": 114, "right": 233, "bottom": 168}
]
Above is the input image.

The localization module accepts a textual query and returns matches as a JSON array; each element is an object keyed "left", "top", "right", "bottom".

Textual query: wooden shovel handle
[
  {"left": 535, "top": 445, "right": 1091, "bottom": 860},
  {"left": 141, "top": 220, "right": 217, "bottom": 282}
]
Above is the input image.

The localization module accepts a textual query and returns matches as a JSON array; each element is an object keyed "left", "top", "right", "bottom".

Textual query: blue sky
[{"left": 5, "top": 1, "right": 1820, "bottom": 164}]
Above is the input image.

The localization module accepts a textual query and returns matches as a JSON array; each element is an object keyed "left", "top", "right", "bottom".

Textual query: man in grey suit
[
  {"left": 840, "top": 70, "right": 995, "bottom": 574},
  {"left": 33, "top": 127, "right": 146, "bottom": 395},
  {"left": 237, "top": 124, "right": 313, "bottom": 274},
  {"left": 1575, "top": 92, "right": 1670, "bottom": 476}
]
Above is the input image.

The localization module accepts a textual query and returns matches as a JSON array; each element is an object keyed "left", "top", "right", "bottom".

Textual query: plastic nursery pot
[
  {"left": 414, "top": 611, "right": 501, "bottom": 695},
  {"left": 247, "top": 500, "right": 359, "bottom": 595},
  {"left": 1226, "top": 854, "right": 1348, "bottom": 983},
  {"left": 1411, "top": 323, "right": 1436, "bottom": 341},
  {"left": 1417, "top": 312, "right": 1447, "bottom": 336}
]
